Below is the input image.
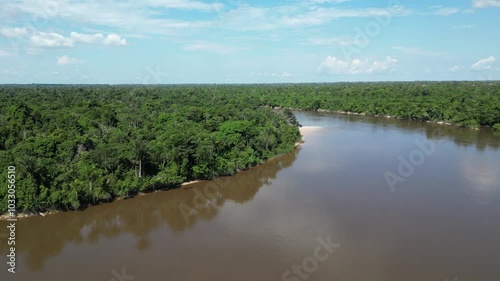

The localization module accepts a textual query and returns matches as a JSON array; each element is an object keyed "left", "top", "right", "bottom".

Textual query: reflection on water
[
  {"left": 0, "top": 150, "right": 298, "bottom": 272},
  {"left": 1, "top": 111, "right": 500, "bottom": 281},
  {"left": 299, "top": 111, "right": 500, "bottom": 150},
  {"left": 461, "top": 155, "right": 499, "bottom": 205}
]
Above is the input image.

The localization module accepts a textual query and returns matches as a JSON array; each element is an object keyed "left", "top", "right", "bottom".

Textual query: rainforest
[{"left": 1, "top": 81, "right": 499, "bottom": 215}]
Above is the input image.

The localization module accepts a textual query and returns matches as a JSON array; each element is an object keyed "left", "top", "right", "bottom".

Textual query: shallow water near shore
[{"left": 1, "top": 111, "right": 500, "bottom": 281}]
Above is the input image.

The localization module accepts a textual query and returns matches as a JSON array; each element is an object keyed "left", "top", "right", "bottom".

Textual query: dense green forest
[
  {"left": 0, "top": 85, "right": 301, "bottom": 214},
  {"left": 1, "top": 81, "right": 500, "bottom": 215},
  {"left": 254, "top": 81, "right": 500, "bottom": 129}
]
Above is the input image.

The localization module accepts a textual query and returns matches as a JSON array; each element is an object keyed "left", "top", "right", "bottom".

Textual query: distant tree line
[{"left": 250, "top": 81, "right": 500, "bottom": 129}]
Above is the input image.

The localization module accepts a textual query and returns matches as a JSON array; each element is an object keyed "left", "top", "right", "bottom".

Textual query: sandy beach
[{"left": 299, "top": 126, "right": 329, "bottom": 135}]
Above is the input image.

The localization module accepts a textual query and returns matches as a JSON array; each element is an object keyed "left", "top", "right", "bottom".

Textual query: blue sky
[{"left": 0, "top": 0, "right": 499, "bottom": 84}]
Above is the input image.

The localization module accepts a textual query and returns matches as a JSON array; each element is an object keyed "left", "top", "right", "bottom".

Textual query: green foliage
[
  {"left": 252, "top": 82, "right": 500, "bottom": 128},
  {"left": 2, "top": 81, "right": 498, "bottom": 214},
  {"left": 0, "top": 85, "right": 301, "bottom": 214}
]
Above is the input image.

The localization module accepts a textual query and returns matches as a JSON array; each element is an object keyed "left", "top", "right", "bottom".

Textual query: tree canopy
[
  {"left": 251, "top": 81, "right": 500, "bottom": 129},
  {"left": 0, "top": 85, "right": 301, "bottom": 214},
  {"left": 1, "top": 81, "right": 499, "bottom": 214}
]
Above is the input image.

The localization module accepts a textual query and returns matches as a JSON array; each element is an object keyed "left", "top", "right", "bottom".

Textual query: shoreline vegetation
[
  {"left": 257, "top": 82, "right": 500, "bottom": 131},
  {"left": 0, "top": 140, "right": 304, "bottom": 221},
  {"left": 286, "top": 108, "right": 460, "bottom": 127},
  {"left": 1, "top": 82, "right": 499, "bottom": 218},
  {"left": 0, "top": 85, "right": 303, "bottom": 218}
]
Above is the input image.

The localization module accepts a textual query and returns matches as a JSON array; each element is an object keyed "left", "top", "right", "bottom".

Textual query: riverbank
[
  {"left": 299, "top": 126, "right": 326, "bottom": 134},
  {"left": 0, "top": 210, "right": 59, "bottom": 220},
  {"left": 0, "top": 136, "right": 304, "bottom": 221},
  {"left": 0, "top": 180, "right": 205, "bottom": 219},
  {"left": 317, "top": 109, "right": 457, "bottom": 127},
  {"left": 279, "top": 107, "right": 482, "bottom": 130}
]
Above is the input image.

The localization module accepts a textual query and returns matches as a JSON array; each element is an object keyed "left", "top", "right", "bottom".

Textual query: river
[{"left": 1, "top": 111, "right": 500, "bottom": 281}]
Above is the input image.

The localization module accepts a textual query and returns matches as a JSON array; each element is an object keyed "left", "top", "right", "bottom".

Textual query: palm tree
[{"left": 132, "top": 139, "right": 148, "bottom": 178}]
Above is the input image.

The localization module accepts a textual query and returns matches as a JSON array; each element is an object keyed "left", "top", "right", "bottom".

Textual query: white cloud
[
  {"left": 255, "top": 72, "right": 292, "bottom": 77},
  {"left": 318, "top": 56, "right": 397, "bottom": 75},
  {"left": 370, "top": 57, "right": 398, "bottom": 73},
  {"left": 103, "top": 34, "right": 127, "bottom": 46},
  {"left": 279, "top": 6, "right": 412, "bottom": 28},
  {"left": 392, "top": 46, "right": 449, "bottom": 58},
  {"left": 432, "top": 7, "right": 460, "bottom": 16},
  {"left": 217, "top": 4, "right": 412, "bottom": 32},
  {"left": 0, "top": 28, "right": 127, "bottom": 48},
  {"left": 471, "top": 56, "right": 496, "bottom": 71},
  {"left": 449, "top": 65, "right": 461, "bottom": 72},
  {"left": 0, "top": 27, "right": 29, "bottom": 38},
  {"left": 217, "top": 6, "right": 275, "bottom": 31},
  {"left": 307, "top": 36, "right": 359, "bottom": 46},
  {"left": 147, "top": 0, "right": 223, "bottom": 12},
  {"left": 57, "top": 55, "right": 82, "bottom": 65},
  {"left": 423, "top": 68, "right": 432, "bottom": 73},
  {"left": 454, "top": 24, "right": 474, "bottom": 29},
  {"left": 0, "top": 50, "right": 11, "bottom": 57},
  {"left": 308, "top": 38, "right": 337, "bottom": 45},
  {"left": 70, "top": 32, "right": 105, "bottom": 44},
  {"left": 70, "top": 32, "right": 126, "bottom": 46},
  {"left": 309, "top": 0, "right": 351, "bottom": 3},
  {"left": 30, "top": 32, "right": 74, "bottom": 47},
  {"left": 2, "top": 0, "right": 414, "bottom": 35},
  {"left": 9, "top": 0, "right": 213, "bottom": 36},
  {"left": 184, "top": 41, "right": 235, "bottom": 54},
  {"left": 26, "top": 48, "right": 42, "bottom": 55},
  {"left": 473, "top": 0, "right": 500, "bottom": 8}
]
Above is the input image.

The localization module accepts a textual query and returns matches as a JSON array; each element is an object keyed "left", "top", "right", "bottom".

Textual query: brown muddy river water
[{"left": 2, "top": 111, "right": 500, "bottom": 281}]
